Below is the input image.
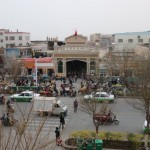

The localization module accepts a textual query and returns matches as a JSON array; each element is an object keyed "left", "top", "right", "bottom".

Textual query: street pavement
[
  {"left": 0, "top": 79, "right": 145, "bottom": 149},
  {"left": 26, "top": 98, "right": 74, "bottom": 132}
]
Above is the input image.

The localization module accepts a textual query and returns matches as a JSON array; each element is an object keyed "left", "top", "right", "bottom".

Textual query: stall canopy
[{"left": 22, "top": 57, "right": 53, "bottom": 68}]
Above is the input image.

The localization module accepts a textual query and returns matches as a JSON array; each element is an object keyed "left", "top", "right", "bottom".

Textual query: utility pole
[{"left": 35, "top": 58, "right": 37, "bottom": 87}]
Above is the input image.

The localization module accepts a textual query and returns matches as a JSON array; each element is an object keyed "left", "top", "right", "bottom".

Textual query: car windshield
[
  {"left": 19, "top": 93, "right": 24, "bottom": 96},
  {"left": 100, "top": 94, "right": 106, "bottom": 97},
  {"left": 94, "top": 94, "right": 99, "bottom": 97},
  {"left": 24, "top": 93, "right": 31, "bottom": 96}
]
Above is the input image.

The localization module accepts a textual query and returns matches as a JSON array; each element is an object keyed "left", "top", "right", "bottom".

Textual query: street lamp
[{"left": 35, "top": 58, "right": 38, "bottom": 87}]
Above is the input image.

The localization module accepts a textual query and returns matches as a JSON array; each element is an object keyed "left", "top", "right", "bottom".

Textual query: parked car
[
  {"left": 108, "top": 84, "right": 125, "bottom": 96},
  {"left": 84, "top": 92, "right": 114, "bottom": 103},
  {"left": 83, "top": 92, "right": 95, "bottom": 100},
  {"left": 10, "top": 90, "right": 40, "bottom": 102}
]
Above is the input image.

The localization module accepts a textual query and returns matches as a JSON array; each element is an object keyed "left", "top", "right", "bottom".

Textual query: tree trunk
[
  {"left": 96, "top": 126, "right": 98, "bottom": 134},
  {"left": 145, "top": 110, "right": 150, "bottom": 148},
  {"left": 144, "top": 134, "right": 149, "bottom": 148}
]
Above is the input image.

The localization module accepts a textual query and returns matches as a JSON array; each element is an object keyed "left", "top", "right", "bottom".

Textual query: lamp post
[{"left": 35, "top": 58, "right": 38, "bottom": 87}]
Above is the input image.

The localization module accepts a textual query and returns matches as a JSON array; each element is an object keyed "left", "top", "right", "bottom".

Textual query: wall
[{"left": 114, "top": 31, "right": 150, "bottom": 51}]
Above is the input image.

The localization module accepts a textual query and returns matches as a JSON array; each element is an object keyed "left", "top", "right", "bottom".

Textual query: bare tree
[
  {"left": 3, "top": 57, "right": 23, "bottom": 83},
  {"left": 127, "top": 53, "right": 150, "bottom": 148},
  {"left": 103, "top": 49, "right": 135, "bottom": 79},
  {"left": 80, "top": 98, "right": 110, "bottom": 134},
  {"left": 0, "top": 55, "right": 62, "bottom": 149},
  {"left": 0, "top": 101, "right": 57, "bottom": 150}
]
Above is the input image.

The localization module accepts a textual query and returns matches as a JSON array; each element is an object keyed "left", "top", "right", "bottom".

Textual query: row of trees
[
  {"left": 1, "top": 49, "right": 150, "bottom": 148},
  {"left": 81, "top": 49, "right": 150, "bottom": 147}
]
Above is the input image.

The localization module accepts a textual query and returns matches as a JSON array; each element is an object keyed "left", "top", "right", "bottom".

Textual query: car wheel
[
  {"left": 29, "top": 99, "right": 32, "bottom": 102},
  {"left": 110, "top": 100, "right": 114, "bottom": 103}
]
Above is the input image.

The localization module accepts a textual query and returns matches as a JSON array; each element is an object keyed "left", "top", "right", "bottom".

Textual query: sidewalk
[{"left": 52, "top": 112, "right": 122, "bottom": 150}]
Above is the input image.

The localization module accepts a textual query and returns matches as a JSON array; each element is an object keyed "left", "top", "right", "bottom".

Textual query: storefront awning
[{"left": 22, "top": 57, "right": 53, "bottom": 68}]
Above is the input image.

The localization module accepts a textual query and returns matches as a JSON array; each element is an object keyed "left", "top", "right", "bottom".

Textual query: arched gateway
[
  {"left": 66, "top": 60, "right": 86, "bottom": 77},
  {"left": 53, "top": 33, "right": 99, "bottom": 78}
]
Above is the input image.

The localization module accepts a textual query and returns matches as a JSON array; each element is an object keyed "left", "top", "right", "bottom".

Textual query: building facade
[
  {"left": 0, "top": 29, "right": 30, "bottom": 48},
  {"left": 113, "top": 31, "right": 150, "bottom": 51},
  {"left": 53, "top": 34, "right": 100, "bottom": 77},
  {"left": 22, "top": 57, "right": 54, "bottom": 76}
]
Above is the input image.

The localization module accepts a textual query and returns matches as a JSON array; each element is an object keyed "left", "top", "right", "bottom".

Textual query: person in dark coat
[
  {"left": 59, "top": 113, "right": 65, "bottom": 129},
  {"left": 73, "top": 99, "right": 78, "bottom": 112},
  {"left": 55, "top": 127, "right": 60, "bottom": 145}
]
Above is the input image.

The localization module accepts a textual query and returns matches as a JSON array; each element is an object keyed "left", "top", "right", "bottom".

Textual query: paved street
[
  {"left": 26, "top": 97, "right": 74, "bottom": 132},
  {"left": 0, "top": 79, "right": 146, "bottom": 149}
]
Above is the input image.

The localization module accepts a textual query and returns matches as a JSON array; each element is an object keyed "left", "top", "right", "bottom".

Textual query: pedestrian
[
  {"left": 1, "top": 114, "right": 5, "bottom": 121},
  {"left": 55, "top": 127, "right": 60, "bottom": 145},
  {"left": 59, "top": 113, "right": 65, "bottom": 129},
  {"left": 56, "top": 137, "right": 62, "bottom": 146},
  {"left": 73, "top": 99, "right": 78, "bottom": 112},
  {"left": 75, "top": 75, "right": 77, "bottom": 82},
  {"left": 2, "top": 95, "right": 5, "bottom": 104}
]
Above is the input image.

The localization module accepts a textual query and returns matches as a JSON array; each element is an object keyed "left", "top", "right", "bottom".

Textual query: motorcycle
[
  {"left": 0, "top": 116, "right": 18, "bottom": 126},
  {"left": 94, "top": 113, "right": 119, "bottom": 125},
  {"left": 69, "top": 89, "right": 77, "bottom": 97}
]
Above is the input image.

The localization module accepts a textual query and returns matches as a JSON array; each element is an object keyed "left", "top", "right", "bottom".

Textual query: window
[
  {"left": 25, "top": 93, "right": 30, "bottom": 96},
  {"left": 9, "top": 36, "right": 15, "bottom": 40},
  {"left": 100, "top": 68, "right": 107, "bottom": 77},
  {"left": 100, "top": 94, "right": 106, "bottom": 97},
  {"left": 118, "top": 39, "right": 123, "bottom": 43},
  {"left": 90, "top": 61, "right": 96, "bottom": 73},
  {"left": 6, "top": 44, "right": 9, "bottom": 48},
  {"left": 19, "top": 93, "right": 24, "bottom": 96},
  {"left": 138, "top": 39, "right": 143, "bottom": 43},
  {"left": 94, "top": 94, "right": 99, "bottom": 98},
  {"left": 128, "top": 39, "right": 133, "bottom": 43},
  {"left": 0, "top": 32, "right": 3, "bottom": 35},
  {"left": 10, "top": 44, "right": 15, "bottom": 47},
  {"left": 19, "top": 36, "right": 22, "bottom": 40},
  {"left": 0, "top": 39, "right": 3, "bottom": 43},
  {"left": 19, "top": 43, "right": 22, "bottom": 46},
  {"left": 5, "top": 36, "right": 8, "bottom": 40},
  {"left": 58, "top": 60, "right": 63, "bottom": 73}
]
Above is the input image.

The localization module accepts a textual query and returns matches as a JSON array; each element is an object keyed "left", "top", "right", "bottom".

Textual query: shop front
[{"left": 22, "top": 57, "right": 54, "bottom": 76}]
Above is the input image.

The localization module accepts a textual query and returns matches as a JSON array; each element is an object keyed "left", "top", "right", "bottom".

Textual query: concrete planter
[{"left": 63, "top": 138, "right": 144, "bottom": 150}]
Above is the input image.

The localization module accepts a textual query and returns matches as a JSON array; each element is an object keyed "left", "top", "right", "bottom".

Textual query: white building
[
  {"left": 90, "top": 33, "right": 101, "bottom": 43},
  {"left": 114, "top": 31, "right": 150, "bottom": 51},
  {"left": 0, "top": 29, "right": 30, "bottom": 48},
  {"left": 90, "top": 33, "right": 113, "bottom": 49}
]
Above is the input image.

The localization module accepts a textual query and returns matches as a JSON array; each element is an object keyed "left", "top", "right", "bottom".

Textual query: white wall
[
  {"left": 0, "top": 29, "right": 30, "bottom": 48},
  {"left": 114, "top": 32, "right": 150, "bottom": 51}
]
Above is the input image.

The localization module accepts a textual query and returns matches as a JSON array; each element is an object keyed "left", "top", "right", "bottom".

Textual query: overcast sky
[{"left": 0, "top": 0, "right": 150, "bottom": 41}]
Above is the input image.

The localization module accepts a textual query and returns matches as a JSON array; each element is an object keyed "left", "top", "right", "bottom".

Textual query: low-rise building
[
  {"left": 0, "top": 29, "right": 30, "bottom": 48},
  {"left": 113, "top": 31, "right": 150, "bottom": 51}
]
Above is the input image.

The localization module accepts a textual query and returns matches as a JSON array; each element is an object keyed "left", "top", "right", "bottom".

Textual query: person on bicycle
[{"left": 74, "top": 99, "right": 78, "bottom": 112}]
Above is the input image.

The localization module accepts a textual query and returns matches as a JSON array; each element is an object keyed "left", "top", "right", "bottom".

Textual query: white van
[{"left": 33, "top": 96, "right": 68, "bottom": 116}]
